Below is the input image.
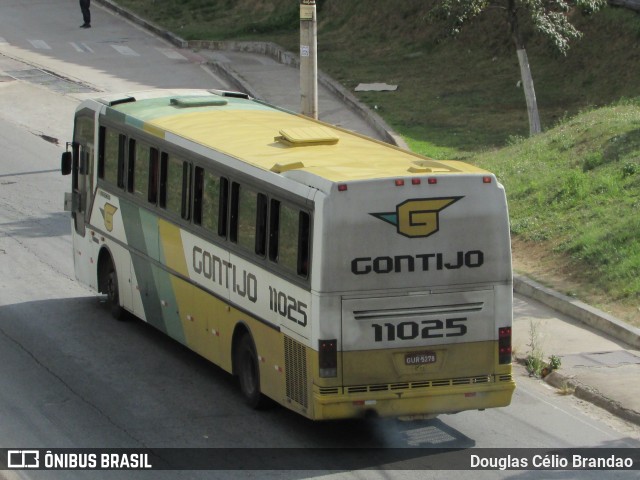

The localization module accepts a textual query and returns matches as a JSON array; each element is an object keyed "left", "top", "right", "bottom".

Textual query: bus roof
[{"left": 100, "top": 89, "right": 488, "bottom": 183}]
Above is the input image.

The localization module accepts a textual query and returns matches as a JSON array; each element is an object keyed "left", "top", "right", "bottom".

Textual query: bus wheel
[
  {"left": 236, "top": 334, "right": 267, "bottom": 409},
  {"left": 105, "top": 261, "right": 125, "bottom": 321}
]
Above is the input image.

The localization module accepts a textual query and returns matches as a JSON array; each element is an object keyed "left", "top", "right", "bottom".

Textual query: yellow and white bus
[{"left": 61, "top": 89, "right": 515, "bottom": 420}]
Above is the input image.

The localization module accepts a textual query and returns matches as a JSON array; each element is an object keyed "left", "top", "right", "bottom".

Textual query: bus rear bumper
[{"left": 311, "top": 379, "right": 516, "bottom": 421}]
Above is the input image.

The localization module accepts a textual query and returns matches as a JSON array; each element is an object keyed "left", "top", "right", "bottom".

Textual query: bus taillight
[
  {"left": 498, "top": 327, "right": 512, "bottom": 364},
  {"left": 319, "top": 339, "right": 337, "bottom": 378}
]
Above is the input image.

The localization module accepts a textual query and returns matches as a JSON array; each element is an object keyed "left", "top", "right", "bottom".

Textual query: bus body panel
[
  {"left": 312, "top": 378, "right": 514, "bottom": 420},
  {"left": 341, "top": 289, "right": 496, "bottom": 352},
  {"left": 316, "top": 177, "right": 512, "bottom": 295}
]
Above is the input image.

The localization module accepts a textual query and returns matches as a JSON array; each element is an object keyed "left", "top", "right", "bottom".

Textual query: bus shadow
[{"left": 0, "top": 211, "right": 70, "bottom": 239}]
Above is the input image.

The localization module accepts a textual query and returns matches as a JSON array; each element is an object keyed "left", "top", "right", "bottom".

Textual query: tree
[{"left": 431, "top": 0, "right": 607, "bottom": 135}]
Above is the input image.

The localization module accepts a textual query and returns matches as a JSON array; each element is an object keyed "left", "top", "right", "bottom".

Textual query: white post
[{"left": 300, "top": 0, "right": 318, "bottom": 119}]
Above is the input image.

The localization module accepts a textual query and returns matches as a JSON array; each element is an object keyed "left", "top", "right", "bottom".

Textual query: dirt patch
[{"left": 511, "top": 237, "right": 640, "bottom": 328}]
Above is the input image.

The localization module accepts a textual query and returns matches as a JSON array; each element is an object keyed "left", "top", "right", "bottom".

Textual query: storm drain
[{"left": 5, "top": 68, "right": 97, "bottom": 94}]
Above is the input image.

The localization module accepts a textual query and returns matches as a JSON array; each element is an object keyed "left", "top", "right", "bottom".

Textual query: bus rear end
[{"left": 310, "top": 170, "right": 515, "bottom": 420}]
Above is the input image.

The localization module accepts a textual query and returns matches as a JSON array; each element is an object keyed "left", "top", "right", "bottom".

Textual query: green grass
[
  {"left": 113, "top": 0, "right": 640, "bottom": 320},
  {"left": 116, "top": 1, "right": 640, "bottom": 151},
  {"left": 473, "top": 100, "right": 640, "bottom": 305}
]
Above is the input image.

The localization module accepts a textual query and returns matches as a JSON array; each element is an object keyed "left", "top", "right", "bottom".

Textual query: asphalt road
[{"left": 0, "top": 1, "right": 639, "bottom": 479}]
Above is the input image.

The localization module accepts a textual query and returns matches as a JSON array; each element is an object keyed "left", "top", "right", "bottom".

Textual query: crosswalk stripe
[
  {"left": 70, "top": 42, "right": 95, "bottom": 53},
  {"left": 110, "top": 44, "right": 139, "bottom": 57},
  {"left": 28, "top": 39, "right": 51, "bottom": 50}
]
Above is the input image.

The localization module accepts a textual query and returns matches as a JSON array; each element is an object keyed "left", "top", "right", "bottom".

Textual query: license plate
[{"left": 405, "top": 351, "right": 436, "bottom": 366}]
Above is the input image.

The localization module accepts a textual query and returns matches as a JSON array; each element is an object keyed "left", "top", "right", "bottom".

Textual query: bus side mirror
[{"left": 61, "top": 151, "right": 72, "bottom": 175}]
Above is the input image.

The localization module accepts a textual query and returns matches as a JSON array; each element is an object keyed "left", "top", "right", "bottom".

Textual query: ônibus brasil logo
[{"left": 370, "top": 197, "right": 462, "bottom": 238}]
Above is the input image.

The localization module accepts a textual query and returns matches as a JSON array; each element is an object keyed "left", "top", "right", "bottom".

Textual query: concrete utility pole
[{"left": 300, "top": 0, "right": 318, "bottom": 119}]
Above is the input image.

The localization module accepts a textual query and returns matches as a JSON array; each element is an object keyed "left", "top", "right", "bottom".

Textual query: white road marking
[
  {"left": 28, "top": 39, "right": 51, "bottom": 50},
  {"left": 110, "top": 45, "right": 139, "bottom": 57},
  {"left": 70, "top": 42, "right": 95, "bottom": 53}
]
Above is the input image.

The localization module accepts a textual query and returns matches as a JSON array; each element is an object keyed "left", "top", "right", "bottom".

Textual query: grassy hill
[
  {"left": 117, "top": 0, "right": 640, "bottom": 152},
  {"left": 474, "top": 100, "right": 640, "bottom": 322},
  {"left": 115, "top": 0, "right": 640, "bottom": 323}
]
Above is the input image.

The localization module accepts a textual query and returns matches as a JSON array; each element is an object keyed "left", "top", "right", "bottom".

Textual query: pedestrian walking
[{"left": 79, "top": 0, "right": 91, "bottom": 28}]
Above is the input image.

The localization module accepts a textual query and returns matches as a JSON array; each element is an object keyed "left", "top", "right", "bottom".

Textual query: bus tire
[
  {"left": 236, "top": 333, "right": 267, "bottom": 409},
  {"left": 105, "top": 260, "right": 125, "bottom": 321}
]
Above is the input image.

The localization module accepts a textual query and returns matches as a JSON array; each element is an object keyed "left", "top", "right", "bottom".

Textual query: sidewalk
[
  {"left": 513, "top": 276, "right": 640, "bottom": 427},
  {"left": 98, "top": 0, "right": 640, "bottom": 428}
]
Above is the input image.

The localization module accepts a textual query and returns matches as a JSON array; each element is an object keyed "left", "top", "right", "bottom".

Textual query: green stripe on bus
[{"left": 111, "top": 95, "right": 273, "bottom": 123}]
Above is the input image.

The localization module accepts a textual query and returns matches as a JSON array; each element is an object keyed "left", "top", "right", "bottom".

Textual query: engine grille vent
[
  {"left": 345, "top": 375, "right": 492, "bottom": 394},
  {"left": 353, "top": 302, "right": 484, "bottom": 321},
  {"left": 284, "top": 336, "right": 308, "bottom": 408}
]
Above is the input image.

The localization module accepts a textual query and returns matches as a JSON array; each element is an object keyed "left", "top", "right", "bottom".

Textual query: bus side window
[
  {"left": 117, "top": 134, "right": 126, "bottom": 189},
  {"left": 269, "top": 201, "right": 310, "bottom": 278},
  {"left": 182, "top": 161, "right": 192, "bottom": 220},
  {"left": 193, "top": 167, "right": 204, "bottom": 225},
  {"left": 159, "top": 153, "right": 190, "bottom": 219},
  {"left": 298, "top": 211, "right": 310, "bottom": 277},
  {"left": 129, "top": 139, "right": 153, "bottom": 201},
  {"left": 268, "top": 200, "right": 281, "bottom": 262},
  {"left": 98, "top": 127, "right": 125, "bottom": 187},
  {"left": 230, "top": 182, "right": 267, "bottom": 256},
  {"left": 193, "top": 167, "right": 228, "bottom": 238}
]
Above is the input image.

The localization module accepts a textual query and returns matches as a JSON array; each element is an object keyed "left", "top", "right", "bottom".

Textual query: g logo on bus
[
  {"left": 100, "top": 203, "right": 118, "bottom": 232},
  {"left": 371, "top": 197, "right": 462, "bottom": 238}
]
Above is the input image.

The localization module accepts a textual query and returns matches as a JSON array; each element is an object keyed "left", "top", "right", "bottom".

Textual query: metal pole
[{"left": 300, "top": 0, "right": 318, "bottom": 119}]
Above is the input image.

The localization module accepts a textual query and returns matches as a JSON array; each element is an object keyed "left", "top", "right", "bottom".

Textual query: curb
[
  {"left": 204, "top": 60, "right": 261, "bottom": 101},
  {"left": 513, "top": 357, "right": 640, "bottom": 427},
  {"left": 544, "top": 370, "right": 640, "bottom": 427},
  {"left": 189, "top": 40, "right": 410, "bottom": 149},
  {"left": 514, "top": 274, "right": 640, "bottom": 349}
]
